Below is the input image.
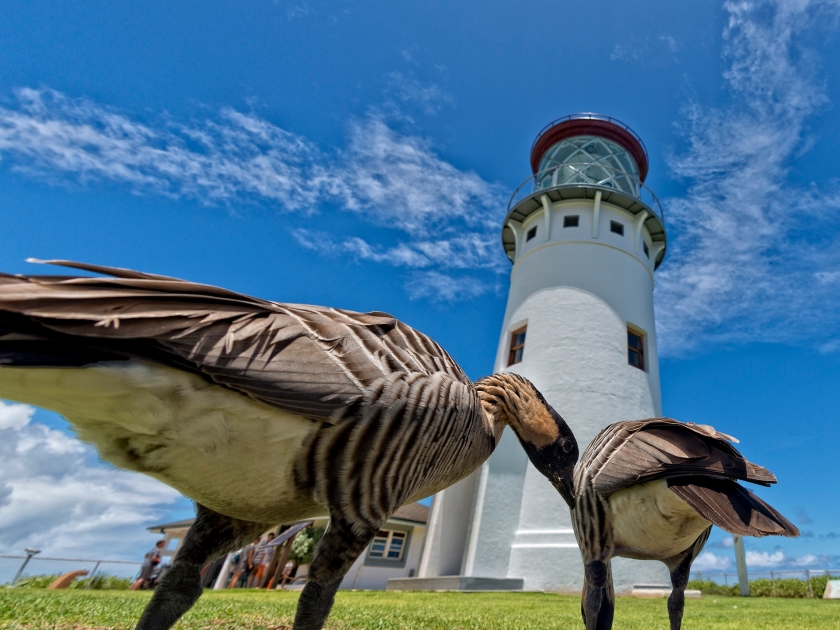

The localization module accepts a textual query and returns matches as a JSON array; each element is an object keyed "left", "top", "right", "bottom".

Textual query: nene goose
[
  {"left": 569, "top": 418, "right": 798, "bottom": 630},
  {"left": 0, "top": 260, "right": 579, "bottom": 630}
]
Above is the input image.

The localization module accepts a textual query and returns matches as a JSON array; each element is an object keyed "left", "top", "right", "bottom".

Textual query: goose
[
  {"left": 0, "top": 260, "right": 579, "bottom": 630},
  {"left": 568, "top": 418, "right": 798, "bottom": 630}
]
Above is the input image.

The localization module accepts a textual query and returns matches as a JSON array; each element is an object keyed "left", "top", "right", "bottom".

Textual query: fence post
[
  {"left": 733, "top": 535, "right": 750, "bottom": 596},
  {"left": 724, "top": 573, "right": 728, "bottom": 587},
  {"left": 806, "top": 570, "right": 813, "bottom": 598},
  {"left": 11, "top": 549, "right": 41, "bottom": 585},
  {"left": 85, "top": 561, "right": 102, "bottom": 589},
  {"left": 770, "top": 571, "right": 776, "bottom": 597}
]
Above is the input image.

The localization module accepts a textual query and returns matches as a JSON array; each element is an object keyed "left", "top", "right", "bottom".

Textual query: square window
[
  {"left": 643, "top": 241, "right": 650, "bottom": 259},
  {"left": 526, "top": 226, "right": 537, "bottom": 242},
  {"left": 367, "top": 529, "right": 407, "bottom": 562},
  {"left": 368, "top": 531, "right": 389, "bottom": 558},
  {"left": 508, "top": 327, "right": 526, "bottom": 366},
  {"left": 563, "top": 215, "right": 579, "bottom": 228},
  {"left": 610, "top": 221, "right": 624, "bottom": 236},
  {"left": 627, "top": 328, "right": 645, "bottom": 371}
]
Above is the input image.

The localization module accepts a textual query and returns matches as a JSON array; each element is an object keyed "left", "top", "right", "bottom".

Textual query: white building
[
  {"left": 412, "top": 114, "right": 671, "bottom": 593},
  {"left": 148, "top": 502, "right": 428, "bottom": 591}
]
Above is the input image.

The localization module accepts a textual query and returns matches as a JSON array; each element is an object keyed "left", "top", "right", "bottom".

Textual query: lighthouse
[{"left": 414, "top": 114, "right": 670, "bottom": 593}]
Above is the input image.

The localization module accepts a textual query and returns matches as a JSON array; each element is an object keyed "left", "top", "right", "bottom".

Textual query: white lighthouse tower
[{"left": 413, "top": 114, "right": 670, "bottom": 593}]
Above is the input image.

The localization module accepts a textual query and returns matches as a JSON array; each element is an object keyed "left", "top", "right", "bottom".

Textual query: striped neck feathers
[{"left": 475, "top": 373, "right": 579, "bottom": 508}]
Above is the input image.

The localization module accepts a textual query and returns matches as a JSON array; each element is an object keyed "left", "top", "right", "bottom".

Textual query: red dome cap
[{"left": 530, "top": 114, "right": 649, "bottom": 182}]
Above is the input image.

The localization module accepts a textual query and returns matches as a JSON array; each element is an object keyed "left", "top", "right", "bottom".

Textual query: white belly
[
  {"left": 0, "top": 361, "right": 325, "bottom": 523},
  {"left": 608, "top": 479, "right": 711, "bottom": 560}
]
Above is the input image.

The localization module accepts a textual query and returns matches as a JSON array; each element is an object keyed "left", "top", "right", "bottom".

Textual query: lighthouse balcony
[{"left": 503, "top": 164, "right": 666, "bottom": 269}]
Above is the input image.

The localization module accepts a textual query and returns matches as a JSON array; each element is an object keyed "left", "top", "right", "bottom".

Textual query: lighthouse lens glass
[{"left": 538, "top": 136, "right": 640, "bottom": 197}]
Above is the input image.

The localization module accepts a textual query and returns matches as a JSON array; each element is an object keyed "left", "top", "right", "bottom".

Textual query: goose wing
[
  {"left": 576, "top": 418, "right": 776, "bottom": 495},
  {"left": 577, "top": 418, "right": 798, "bottom": 538},
  {"left": 0, "top": 260, "right": 470, "bottom": 421}
]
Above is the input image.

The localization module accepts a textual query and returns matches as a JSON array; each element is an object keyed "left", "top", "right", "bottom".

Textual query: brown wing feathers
[
  {"left": 579, "top": 419, "right": 776, "bottom": 496},
  {"left": 0, "top": 261, "right": 469, "bottom": 421},
  {"left": 669, "top": 477, "right": 799, "bottom": 537},
  {"left": 577, "top": 418, "right": 795, "bottom": 539}
]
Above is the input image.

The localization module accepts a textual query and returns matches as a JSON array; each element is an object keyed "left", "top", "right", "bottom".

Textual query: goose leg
[
  {"left": 581, "top": 560, "right": 613, "bottom": 630},
  {"left": 293, "top": 516, "right": 378, "bottom": 630},
  {"left": 665, "top": 526, "right": 711, "bottom": 630},
  {"left": 136, "top": 504, "right": 268, "bottom": 630}
]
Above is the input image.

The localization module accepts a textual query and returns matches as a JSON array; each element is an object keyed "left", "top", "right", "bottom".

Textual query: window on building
[
  {"left": 526, "top": 226, "right": 537, "bottom": 241},
  {"left": 563, "top": 215, "right": 579, "bottom": 228},
  {"left": 643, "top": 241, "right": 650, "bottom": 259},
  {"left": 368, "top": 529, "right": 407, "bottom": 561},
  {"left": 627, "top": 328, "right": 645, "bottom": 370},
  {"left": 508, "top": 327, "right": 527, "bottom": 366},
  {"left": 610, "top": 221, "right": 624, "bottom": 236}
]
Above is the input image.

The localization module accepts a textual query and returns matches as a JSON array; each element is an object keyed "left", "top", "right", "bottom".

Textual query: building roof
[
  {"left": 390, "top": 502, "right": 429, "bottom": 524},
  {"left": 147, "top": 502, "right": 429, "bottom": 533},
  {"left": 147, "top": 518, "right": 195, "bottom": 533}
]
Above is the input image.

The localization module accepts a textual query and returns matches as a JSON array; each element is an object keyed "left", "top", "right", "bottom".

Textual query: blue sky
[{"left": 1, "top": 0, "right": 839, "bottom": 576}]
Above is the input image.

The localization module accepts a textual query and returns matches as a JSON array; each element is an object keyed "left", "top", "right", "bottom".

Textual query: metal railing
[
  {"left": 507, "top": 163, "right": 665, "bottom": 225},
  {"left": 0, "top": 554, "right": 142, "bottom": 586},
  {"left": 531, "top": 113, "right": 649, "bottom": 164}
]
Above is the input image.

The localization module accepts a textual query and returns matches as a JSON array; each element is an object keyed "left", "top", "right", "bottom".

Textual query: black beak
[{"left": 552, "top": 474, "right": 575, "bottom": 509}]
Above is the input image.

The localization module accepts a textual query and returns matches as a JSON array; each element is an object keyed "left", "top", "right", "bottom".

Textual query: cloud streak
[{"left": 655, "top": 0, "right": 840, "bottom": 353}]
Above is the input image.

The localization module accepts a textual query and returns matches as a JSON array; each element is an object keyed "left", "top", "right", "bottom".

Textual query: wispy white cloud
[
  {"left": 405, "top": 271, "right": 493, "bottom": 302},
  {"left": 692, "top": 547, "right": 836, "bottom": 571},
  {"left": 385, "top": 72, "right": 452, "bottom": 116},
  {"left": 0, "top": 88, "right": 327, "bottom": 209},
  {"left": 333, "top": 118, "right": 504, "bottom": 236},
  {"left": 0, "top": 400, "right": 183, "bottom": 560},
  {"left": 693, "top": 550, "right": 734, "bottom": 571},
  {"left": 293, "top": 229, "right": 505, "bottom": 271},
  {"left": 0, "top": 88, "right": 506, "bottom": 302},
  {"left": 610, "top": 32, "right": 680, "bottom": 65},
  {"left": 656, "top": 0, "right": 840, "bottom": 353}
]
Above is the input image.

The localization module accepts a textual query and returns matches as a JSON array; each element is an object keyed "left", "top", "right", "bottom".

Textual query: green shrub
[
  {"left": 289, "top": 527, "right": 326, "bottom": 565},
  {"left": 3, "top": 573, "right": 132, "bottom": 590},
  {"left": 689, "top": 574, "right": 840, "bottom": 598}
]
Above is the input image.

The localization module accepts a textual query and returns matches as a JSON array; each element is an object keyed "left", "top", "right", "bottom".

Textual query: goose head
[{"left": 475, "top": 373, "right": 578, "bottom": 508}]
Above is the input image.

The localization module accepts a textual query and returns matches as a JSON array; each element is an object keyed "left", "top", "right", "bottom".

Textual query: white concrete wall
[{"left": 417, "top": 472, "right": 478, "bottom": 577}]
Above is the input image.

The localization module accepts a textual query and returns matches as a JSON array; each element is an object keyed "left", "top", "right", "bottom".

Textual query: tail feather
[{"left": 669, "top": 477, "right": 799, "bottom": 538}]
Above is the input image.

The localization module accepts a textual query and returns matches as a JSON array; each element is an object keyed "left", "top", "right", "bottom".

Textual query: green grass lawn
[{"left": 1, "top": 589, "right": 838, "bottom": 629}]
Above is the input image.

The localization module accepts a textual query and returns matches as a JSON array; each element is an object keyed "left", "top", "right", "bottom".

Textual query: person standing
[
  {"left": 131, "top": 540, "right": 165, "bottom": 591},
  {"left": 248, "top": 532, "right": 276, "bottom": 588},
  {"left": 227, "top": 538, "right": 259, "bottom": 588}
]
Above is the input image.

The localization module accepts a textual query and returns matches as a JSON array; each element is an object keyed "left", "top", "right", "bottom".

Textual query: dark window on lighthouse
[
  {"left": 526, "top": 226, "right": 537, "bottom": 241},
  {"left": 643, "top": 241, "right": 650, "bottom": 259},
  {"left": 563, "top": 215, "right": 579, "bottom": 228},
  {"left": 508, "top": 327, "right": 527, "bottom": 366},
  {"left": 627, "top": 328, "right": 645, "bottom": 370},
  {"left": 610, "top": 221, "right": 625, "bottom": 236}
]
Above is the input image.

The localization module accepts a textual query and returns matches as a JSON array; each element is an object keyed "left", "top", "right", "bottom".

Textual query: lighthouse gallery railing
[{"left": 507, "top": 163, "right": 665, "bottom": 226}]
